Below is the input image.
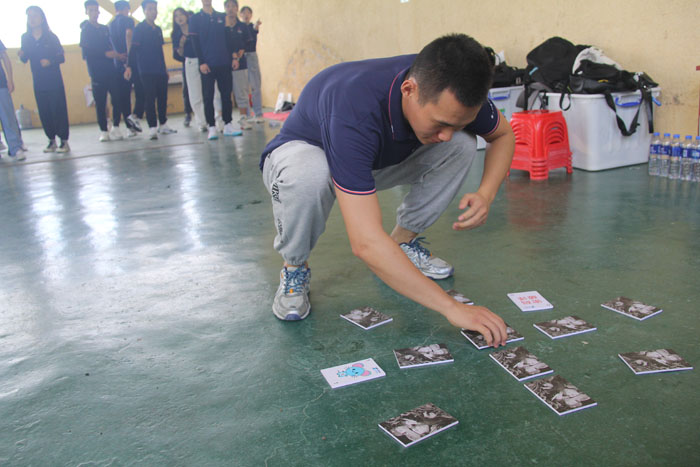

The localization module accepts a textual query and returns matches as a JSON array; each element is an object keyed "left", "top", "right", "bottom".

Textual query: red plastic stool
[{"left": 508, "top": 110, "right": 572, "bottom": 180}]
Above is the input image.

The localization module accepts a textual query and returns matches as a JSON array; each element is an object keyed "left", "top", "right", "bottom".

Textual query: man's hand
[
  {"left": 105, "top": 51, "right": 118, "bottom": 59},
  {"left": 7, "top": 80, "right": 14, "bottom": 94},
  {"left": 255, "top": 19, "right": 262, "bottom": 29},
  {"left": 232, "top": 58, "right": 239, "bottom": 70},
  {"left": 124, "top": 67, "right": 132, "bottom": 80},
  {"left": 444, "top": 304, "right": 507, "bottom": 347},
  {"left": 453, "top": 192, "right": 490, "bottom": 231},
  {"left": 199, "top": 63, "right": 210, "bottom": 74},
  {"left": 40, "top": 59, "right": 50, "bottom": 67}
]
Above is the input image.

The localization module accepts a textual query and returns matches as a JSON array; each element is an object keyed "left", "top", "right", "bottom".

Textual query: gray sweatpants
[{"left": 262, "top": 132, "right": 478, "bottom": 266}]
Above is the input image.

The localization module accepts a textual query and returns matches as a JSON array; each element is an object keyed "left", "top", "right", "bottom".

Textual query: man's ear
[{"left": 400, "top": 77, "right": 418, "bottom": 98}]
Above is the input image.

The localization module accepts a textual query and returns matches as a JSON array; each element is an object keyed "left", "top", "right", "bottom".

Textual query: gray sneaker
[
  {"left": 400, "top": 237, "right": 454, "bottom": 280},
  {"left": 273, "top": 265, "right": 311, "bottom": 321}
]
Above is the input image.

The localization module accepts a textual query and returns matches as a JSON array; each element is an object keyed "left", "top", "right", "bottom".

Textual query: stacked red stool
[{"left": 508, "top": 110, "right": 572, "bottom": 180}]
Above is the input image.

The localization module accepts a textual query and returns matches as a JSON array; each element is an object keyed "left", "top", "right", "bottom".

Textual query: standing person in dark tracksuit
[
  {"left": 224, "top": 0, "right": 252, "bottom": 130},
  {"left": 110, "top": 0, "right": 143, "bottom": 134},
  {"left": 80, "top": 0, "right": 126, "bottom": 142},
  {"left": 19, "top": 6, "right": 70, "bottom": 154},
  {"left": 189, "top": 0, "right": 241, "bottom": 140},
  {"left": 125, "top": 0, "right": 176, "bottom": 140},
  {"left": 239, "top": 6, "right": 264, "bottom": 122},
  {"left": 171, "top": 8, "right": 196, "bottom": 129}
]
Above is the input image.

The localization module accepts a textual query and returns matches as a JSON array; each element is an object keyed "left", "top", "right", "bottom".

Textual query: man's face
[
  {"left": 144, "top": 3, "right": 158, "bottom": 22},
  {"left": 201, "top": 0, "right": 213, "bottom": 8},
  {"left": 401, "top": 79, "right": 480, "bottom": 145},
  {"left": 86, "top": 5, "right": 100, "bottom": 23},
  {"left": 225, "top": 2, "right": 238, "bottom": 17},
  {"left": 240, "top": 9, "right": 252, "bottom": 23}
]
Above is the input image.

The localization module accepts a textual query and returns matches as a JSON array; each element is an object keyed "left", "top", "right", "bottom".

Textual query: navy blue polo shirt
[
  {"left": 109, "top": 14, "right": 134, "bottom": 54},
  {"left": 130, "top": 21, "right": 166, "bottom": 76},
  {"left": 226, "top": 20, "right": 249, "bottom": 69},
  {"left": 189, "top": 9, "right": 229, "bottom": 68},
  {"left": 0, "top": 40, "right": 7, "bottom": 89},
  {"left": 20, "top": 31, "right": 65, "bottom": 91},
  {"left": 260, "top": 54, "right": 500, "bottom": 195},
  {"left": 80, "top": 22, "right": 117, "bottom": 82},
  {"left": 244, "top": 23, "right": 257, "bottom": 53}
]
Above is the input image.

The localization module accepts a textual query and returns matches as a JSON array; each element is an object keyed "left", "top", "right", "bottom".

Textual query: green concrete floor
[{"left": 1, "top": 117, "right": 699, "bottom": 466}]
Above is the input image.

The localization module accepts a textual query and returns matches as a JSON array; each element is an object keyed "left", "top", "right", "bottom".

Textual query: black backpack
[
  {"left": 519, "top": 37, "right": 588, "bottom": 110},
  {"left": 570, "top": 59, "right": 658, "bottom": 135}
]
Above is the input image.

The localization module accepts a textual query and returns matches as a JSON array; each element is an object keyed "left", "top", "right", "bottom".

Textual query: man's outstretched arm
[{"left": 335, "top": 188, "right": 507, "bottom": 347}]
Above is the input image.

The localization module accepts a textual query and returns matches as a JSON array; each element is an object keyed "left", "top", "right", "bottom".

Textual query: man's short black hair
[
  {"left": 240, "top": 6, "right": 252, "bottom": 14},
  {"left": 114, "top": 1, "right": 130, "bottom": 11},
  {"left": 141, "top": 0, "right": 157, "bottom": 10},
  {"left": 84, "top": 0, "right": 99, "bottom": 8},
  {"left": 408, "top": 34, "right": 493, "bottom": 108}
]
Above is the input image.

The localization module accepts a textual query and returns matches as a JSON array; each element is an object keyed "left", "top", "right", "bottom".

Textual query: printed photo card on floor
[
  {"left": 320, "top": 358, "right": 386, "bottom": 389},
  {"left": 378, "top": 403, "right": 459, "bottom": 448},
  {"left": 461, "top": 325, "right": 524, "bottom": 350},
  {"left": 507, "top": 291, "right": 554, "bottom": 312},
  {"left": 490, "top": 346, "right": 553, "bottom": 381},
  {"left": 340, "top": 306, "right": 392, "bottom": 330},
  {"left": 524, "top": 375, "right": 597, "bottom": 416},
  {"left": 446, "top": 289, "right": 474, "bottom": 305},
  {"left": 601, "top": 297, "right": 663, "bottom": 321},
  {"left": 393, "top": 344, "right": 454, "bottom": 369},
  {"left": 618, "top": 349, "right": 693, "bottom": 375},
  {"left": 533, "top": 315, "right": 597, "bottom": 340}
]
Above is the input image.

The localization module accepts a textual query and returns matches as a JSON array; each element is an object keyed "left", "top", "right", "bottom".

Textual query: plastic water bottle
[
  {"left": 658, "top": 132, "right": 672, "bottom": 177},
  {"left": 693, "top": 136, "right": 700, "bottom": 182},
  {"left": 668, "top": 134, "right": 682, "bottom": 180},
  {"left": 680, "top": 135, "right": 694, "bottom": 181},
  {"left": 648, "top": 132, "right": 661, "bottom": 176}
]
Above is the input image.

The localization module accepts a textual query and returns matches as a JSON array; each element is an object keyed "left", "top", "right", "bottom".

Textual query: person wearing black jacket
[
  {"left": 225, "top": 0, "right": 252, "bottom": 130},
  {"left": 189, "top": 0, "right": 240, "bottom": 140},
  {"left": 124, "top": 0, "right": 176, "bottom": 140},
  {"left": 171, "top": 8, "right": 196, "bottom": 129},
  {"left": 110, "top": 0, "right": 142, "bottom": 133},
  {"left": 19, "top": 6, "right": 70, "bottom": 153},
  {"left": 80, "top": 1, "right": 127, "bottom": 142}
]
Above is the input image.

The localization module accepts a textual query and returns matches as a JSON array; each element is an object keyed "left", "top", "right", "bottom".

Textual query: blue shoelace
[
  {"left": 406, "top": 237, "right": 432, "bottom": 258},
  {"left": 284, "top": 267, "right": 309, "bottom": 294}
]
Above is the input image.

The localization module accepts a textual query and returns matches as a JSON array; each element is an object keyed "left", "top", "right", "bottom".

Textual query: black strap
[{"left": 603, "top": 91, "right": 640, "bottom": 136}]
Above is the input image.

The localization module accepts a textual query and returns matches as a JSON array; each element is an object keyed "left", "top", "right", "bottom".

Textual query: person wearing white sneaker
[
  {"left": 207, "top": 126, "right": 218, "bottom": 140},
  {"left": 109, "top": 126, "right": 124, "bottom": 140},
  {"left": 224, "top": 0, "right": 252, "bottom": 130},
  {"left": 99, "top": 131, "right": 110, "bottom": 142},
  {"left": 239, "top": 6, "right": 264, "bottom": 122},
  {"left": 10, "top": 148, "right": 27, "bottom": 161},
  {"left": 124, "top": 1, "right": 170, "bottom": 142},
  {"left": 80, "top": 2, "right": 125, "bottom": 145},
  {"left": 158, "top": 123, "right": 176, "bottom": 134},
  {"left": 261, "top": 35, "right": 514, "bottom": 346},
  {"left": 0, "top": 39, "right": 27, "bottom": 161},
  {"left": 222, "top": 122, "right": 242, "bottom": 136},
  {"left": 190, "top": 0, "right": 236, "bottom": 139}
]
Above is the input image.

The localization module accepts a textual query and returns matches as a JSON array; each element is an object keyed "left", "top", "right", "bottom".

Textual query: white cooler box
[
  {"left": 542, "top": 88, "right": 661, "bottom": 171},
  {"left": 477, "top": 85, "right": 524, "bottom": 150}
]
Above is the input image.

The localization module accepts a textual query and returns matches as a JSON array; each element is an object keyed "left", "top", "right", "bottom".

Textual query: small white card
[
  {"left": 320, "top": 358, "right": 386, "bottom": 389},
  {"left": 507, "top": 291, "right": 553, "bottom": 311}
]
